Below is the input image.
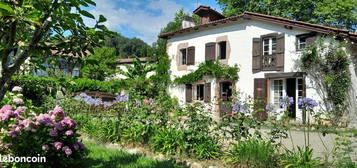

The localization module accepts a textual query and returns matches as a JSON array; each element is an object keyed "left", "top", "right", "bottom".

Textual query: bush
[
  {"left": 280, "top": 146, "right": 324, "bottom": 168},
  {"left": 0, "top": 87, "right": 86, "bottom": 167},
  {"left": 149, "top": 128, "right": 187, "bottom": 155},
  {"left": 227, "top": 138, "right": 278, "bottom": 168}
]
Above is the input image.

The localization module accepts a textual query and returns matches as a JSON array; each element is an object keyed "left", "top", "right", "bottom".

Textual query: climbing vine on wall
[
  {"left": 174, "top": 61, "right": 239, "bottom": 84},
  {"left": 299, "top": 37, "right": 352, "bottom": 123}
]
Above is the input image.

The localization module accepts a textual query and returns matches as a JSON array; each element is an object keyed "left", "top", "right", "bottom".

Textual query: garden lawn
[{"left": 81, "top": 141, "right": 186, "bottom": 168}]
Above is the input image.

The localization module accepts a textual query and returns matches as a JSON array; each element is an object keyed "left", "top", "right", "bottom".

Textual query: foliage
[
  {"left": 9, "top": 75, "right": 126, "bottom": 105},
  {"left": 118, "top": 58, "right": 155, "bottom": 79},
  {"left": 174, "top": 61, "right": 239, "bottom": 84},
  {"left": 280, "top": 146, "right": 324, "bottom": 168},
  {"left": 81, "top": 47, "right": 118, "bottom": 81},
  {"left": 160, "top": 9, "right": 200, "bottom": 34},
  {"left": 299, "top": 38, "right": 351, "bottom": 123},
  {"left": 149, "top": 128, "right": 187, "bottom": 155},
  {"left": 0, "top": 0, "right": 110, "bottom": 101},
  {"left": 105, "top": 32, "right": 150, "bottom": 58},
  {"left": 0, "top": 87, "right": 86, "bottom": 167},
  {"left": 227, "top": 138, "right": 278, "bottom": 168},
  {"left": 81, "top": 140, "right": 186, "bottom": 168},
  {"left": 217, "top": 0, "right": 357, "bottom": 32},
  {"left": 331, "top": 136, "right": 357, "bottom": 168}
]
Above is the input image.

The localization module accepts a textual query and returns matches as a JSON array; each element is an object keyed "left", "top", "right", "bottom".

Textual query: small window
[
  {"left": 218, "top": 41, "right": 227, "bottom": 59},
  {"left": 180, "top": 49, "right": 187, "bottom": 65},
  {"left": 273, "top": 79, "right": 283, "bottom": 108},
  {"left": 196, "top": 84, "right": 204, "bottom": 101},
  {"left": 220, "top": 82, "right": 232, "bottom": 101},
  {"left": 263, "top": 37, "right": 277, "bottom": 55},
  {"left": 297, "top": 37, "right": 307, "bottom": 50}
]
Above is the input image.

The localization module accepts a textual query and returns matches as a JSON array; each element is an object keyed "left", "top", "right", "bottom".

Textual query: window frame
[
  {"left": 180, "top": 48, "right": 187, "bottom": 65},
  {"left": 272, "top": 79, "right": 284, "bottom": 108},
  {"left": 217, "top": 41, "right": 227, "bottom": 60},
  {"left": 195, "top": 84, "right": 205, "bottom": 101},
  {"left": 220, "top": 81, "right": 233, "bottom": 101},
  {"left": 262, "top": 37, "right": 277, "bottom": 56},
  {"left": 297, "top": 37, "right": 307, "bottom": 51}
]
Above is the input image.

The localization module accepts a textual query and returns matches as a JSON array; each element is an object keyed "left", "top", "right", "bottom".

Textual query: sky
[{"left": 84, "top": 0, "right": 221, "bottom": 45}]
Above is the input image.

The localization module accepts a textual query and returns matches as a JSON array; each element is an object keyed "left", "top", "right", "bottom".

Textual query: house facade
[{"left": 160, "top": 6, "right": 357, "bottom": 123}]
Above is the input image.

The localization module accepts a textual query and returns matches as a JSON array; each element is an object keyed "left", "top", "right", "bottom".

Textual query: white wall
[{"left": 166, "top": 19, "right": 332, "bottom": 120}]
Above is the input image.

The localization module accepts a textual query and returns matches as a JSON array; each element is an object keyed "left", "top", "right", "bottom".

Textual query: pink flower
[
  {"left": 60, "top": 117, "right": 77, "bottom": 128},
  {"left": 36, "top": 114, "right": 53, "bottom": 126},
  {"left": 65, "top": 130, "right": 74, "bottom": 136},
  {"left": 62, "top": 146, "right": 72, "bottom": 156},
  {"left": 49, "top": 106, "right": 65, "bottom": 121},
  {"left": 42, "top": 144, "right": 49, "bottom": 151},
  {"left": 54, "top": 123, "right": 63, "bottom": 131},
  {"left": 49, "top": 129, "right": 58, "bottom": 137},
  {"left": 1, "top": 105, "right": 12, "bottom": 111},
  {"left": 13, "top": 98, "right": 24, "bottom": 105},
  {"left": 0, "top": 106, "right": 14, "bottom": 121},
  {"left": 53, "top": 142, "right": 62, "bottom": 150},
  {"left": 12, "top": 86, "right": 23, "bottom": 92}
]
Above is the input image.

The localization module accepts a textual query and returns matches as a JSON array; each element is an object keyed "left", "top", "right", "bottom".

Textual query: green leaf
[
  {"left": 98, "top": 15, "right": 107, "bottom": 23},
  {"left": 0, "top": 2, "right": 13, "bottom": 12},
  {"left": 83, "top": 0, "right": 96, "bottom": 6},
  {"left": 79, "top": 10, "right": 95, "bottom": 19}
]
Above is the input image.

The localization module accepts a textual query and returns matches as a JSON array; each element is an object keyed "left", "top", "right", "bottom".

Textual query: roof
[
  {"left": 118, "top": 57, "right": 148, "bottom": 64},
  {"left": 159, "top": 11, "right": 357, "bottom": 40},
  {"left": 193, "top": 5, "right": 225, "bottom": 19}
]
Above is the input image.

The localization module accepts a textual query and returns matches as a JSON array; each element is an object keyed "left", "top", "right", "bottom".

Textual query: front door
[{"left": 286, "top": 78, "right": 296, "bottom": 118}]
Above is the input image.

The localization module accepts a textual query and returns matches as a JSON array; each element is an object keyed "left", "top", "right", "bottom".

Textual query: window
[
  {"left": 218, "top": 41, "right": 227, "bottom": 59},
  {"left": 220, "top": 82, "right": 232, "bottom": 101},
  {"left": 297, "top": 37, "right": 307, "bottom": 50},
  {"left": 180, "top": 49, "right": 187, "bottom": 65},
  {"left": 297, "top": 78, "right": 303, "bottom": 108},
  {"left": 273, "top": 79, "right": 283, "bottom": 107},
  {"left": 196, "top": 84, "right": 204, "bottom": 101},
  {"left": 263, "top": 37, "right": 277, "bottom": 55}
]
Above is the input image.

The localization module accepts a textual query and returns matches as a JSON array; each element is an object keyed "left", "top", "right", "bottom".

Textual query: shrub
[
  {"left": 0, "top": 87, "right": 86, "bottom": 167},
  {"left": 227, "top": 138, "right": 278, "bottom": 168},
  {"left": 280, "top": 146, "right": 324, "bottom": 168},
  {"left": 149, "top": 128, "right": 187, "bottom": 155}
]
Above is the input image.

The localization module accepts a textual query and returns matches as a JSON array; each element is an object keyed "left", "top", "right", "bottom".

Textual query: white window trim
[
  {"left": 270, "top": 79, "right": 286, "bottom": 109},
  {"left": 193, "top": 84, "right": 205, "bottom": 102},
  {"left": 297, "top": 37, "right": 307, "bottom": 50},
  {"left": 217, "top": 41, "right": 227, "bottom": 60},
  {"left": 263, "top": 37, "right": 277, "bottom": 55},
  {"left": 180, "top": 48, "right": 187, "bottom": 65}
]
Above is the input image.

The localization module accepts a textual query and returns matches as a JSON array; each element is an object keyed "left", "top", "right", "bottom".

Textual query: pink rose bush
[{"left": 0, "top": 87, "right": 86, "bottom": 167}]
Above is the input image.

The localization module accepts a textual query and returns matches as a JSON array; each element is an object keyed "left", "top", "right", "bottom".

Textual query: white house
[{"left": 160, "top": 6, "right": 357, "bottom": 124}]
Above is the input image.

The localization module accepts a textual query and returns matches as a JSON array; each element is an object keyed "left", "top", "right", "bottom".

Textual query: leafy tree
[
  {"left": 0, "top": 0, "right": 109, "bottom": 100},
  {"left": 217, "top": 0, "right": 357, "bottom": 31},
  {"left": 81, "top": 47, "right": 118, "bottom": 81},
  {"left": 105, "top": 33, "right": 150, "bottom": 58},
  {"left": 118, "top": 58, "right": 155, "bottom": 79},
  {"left": 161, "top": 9, "right": 200, "bottom": 34}
]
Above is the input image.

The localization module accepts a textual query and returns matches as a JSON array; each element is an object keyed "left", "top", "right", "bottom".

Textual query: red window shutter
[
  {"left": 187, "top": 46, "right": 195, "bottom": 65},
  {"left": 185, "top": 84, "right": 192, "bottom": 103},
  {"left": 276, "top": 33, "right": 285, "bottom": 70},
  {"left": 205, "top": 42, "right": 216, "bottom": 61},
  {"left": 252, "top": 38, "right": 261, "bottom": 73},
  {"left": 253, "top": 78, "right": 268, "bottom": 120}
]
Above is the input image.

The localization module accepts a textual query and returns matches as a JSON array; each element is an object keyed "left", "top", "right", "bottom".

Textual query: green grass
[{"left": 80, "top": 141, "right": 187, "bottom": 168}]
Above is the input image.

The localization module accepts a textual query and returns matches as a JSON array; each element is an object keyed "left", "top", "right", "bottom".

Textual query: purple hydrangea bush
[{"left": 0, "top": 87, "right": 86, "bottom": 167}]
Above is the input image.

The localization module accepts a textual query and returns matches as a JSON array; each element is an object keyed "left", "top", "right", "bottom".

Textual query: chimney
[
  {"left": 182, "top": 16, "right": 196, "bottom": 29},
  {"left": 193, "top": 5, "right": 225, "bottom": 24}
]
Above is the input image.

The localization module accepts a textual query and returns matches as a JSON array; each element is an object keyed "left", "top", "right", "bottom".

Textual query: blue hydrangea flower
[{"left": 232, "top": 102, "right": 247, "bottom": 113}]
